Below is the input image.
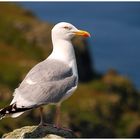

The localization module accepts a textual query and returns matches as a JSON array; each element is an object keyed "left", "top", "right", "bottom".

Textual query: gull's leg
[
  {"left": 54, "top": 103, "right": 61, "bottom": 128},
  {"left": 39, "top": 107, "right": 44, "bottom": 125},
  {"left": 39, "top": 107, "right": 49, "bottom": 126},
  {"left": 54, "top": 103, "right": 72, "bottom": 131}
]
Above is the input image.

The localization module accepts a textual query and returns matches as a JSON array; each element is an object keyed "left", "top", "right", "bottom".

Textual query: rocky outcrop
[{"left": 2, "top": 125, "right": 76, "bottom": 138}]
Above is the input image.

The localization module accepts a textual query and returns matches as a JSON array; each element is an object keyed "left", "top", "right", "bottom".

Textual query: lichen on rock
[{"left": 2, "top": 125, "right": 76, "bottom": 138}]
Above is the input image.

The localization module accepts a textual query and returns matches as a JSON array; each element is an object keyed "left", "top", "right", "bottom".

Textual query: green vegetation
[{"left": 0, "top": 3, "right": 140, "bottom": 138}]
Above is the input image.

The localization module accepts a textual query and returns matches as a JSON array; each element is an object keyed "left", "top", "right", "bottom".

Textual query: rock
[{"left": 2, "top": 125, "right": 76, "bottom": 138}]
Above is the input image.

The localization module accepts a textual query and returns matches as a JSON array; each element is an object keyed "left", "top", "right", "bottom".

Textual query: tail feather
[{"left": 0, "top": 103, "right": 31, "bottom": 120}]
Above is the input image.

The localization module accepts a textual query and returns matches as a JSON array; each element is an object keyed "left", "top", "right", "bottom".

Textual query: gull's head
[{"left": 52, "top": 22, "right": 90, "bottom": 41}]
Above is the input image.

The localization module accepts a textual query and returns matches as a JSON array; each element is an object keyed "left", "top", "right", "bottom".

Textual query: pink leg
[
  {"left": 54, "top": 103, "right": 61, "bottom": 128},
  {"left": 54, "top": 104, "right": 72, "bottom": 131},
  {"left": 39, "top": 107, "right": 49, "bottom": 126}
]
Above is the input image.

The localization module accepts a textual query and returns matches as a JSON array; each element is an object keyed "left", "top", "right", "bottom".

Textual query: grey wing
[{"left": 11, "top": 59, "right": 77, "bottom": 108}]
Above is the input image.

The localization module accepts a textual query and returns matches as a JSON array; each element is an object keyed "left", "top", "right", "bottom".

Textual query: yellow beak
[{"left": 74, "top": 30, "right": 90, "bottom": 37}]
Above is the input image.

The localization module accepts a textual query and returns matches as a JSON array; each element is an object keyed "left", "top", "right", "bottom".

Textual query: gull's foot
[
  {"left": 61, "top": 127, "right": 72, "bottom": 132},
  {"left": 53, "top": 124, "right": 72, "bottom": 132},
  {"left": 39, "top": 122, "right": 51, "bottom": 127}
]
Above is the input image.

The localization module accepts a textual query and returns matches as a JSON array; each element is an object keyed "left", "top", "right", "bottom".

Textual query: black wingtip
[
  {"left": 0, "top": 105, "right": 13, "bottom": 119},
  {"left": 0, "top": 103, "right": 31, "bottom": 120}
]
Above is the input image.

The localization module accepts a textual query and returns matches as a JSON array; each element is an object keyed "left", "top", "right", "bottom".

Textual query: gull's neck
[{"left": 48, "top": 39, "right": 78, "bottom": 77}]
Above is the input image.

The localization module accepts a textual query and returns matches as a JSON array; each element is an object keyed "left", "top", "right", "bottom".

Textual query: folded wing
[{"left": 11, "top": 59, "right": 78, "bottom": 109}]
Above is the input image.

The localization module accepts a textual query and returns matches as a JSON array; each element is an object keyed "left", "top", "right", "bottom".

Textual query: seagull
[{"left": 0, "top": 22, "right": 90, "bottom": 127}]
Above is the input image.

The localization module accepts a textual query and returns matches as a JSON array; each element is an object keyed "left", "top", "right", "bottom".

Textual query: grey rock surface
[{"left": 2, "top": 125, "right": 76, "bottom": 138}]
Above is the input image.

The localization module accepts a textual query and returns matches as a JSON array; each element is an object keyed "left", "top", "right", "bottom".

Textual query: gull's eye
[{"left": 63, "top": 26, "right": 71, "bottom": 30}]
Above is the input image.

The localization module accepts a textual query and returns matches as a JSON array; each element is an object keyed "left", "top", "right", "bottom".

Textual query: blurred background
[{"left": 0, "top": 2, "right": 140, "bottom": 138}]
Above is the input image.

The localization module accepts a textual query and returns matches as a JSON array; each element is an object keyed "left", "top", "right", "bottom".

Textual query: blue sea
[{"left": 19, "top": 2, "right": 140, "bottom": 90}]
